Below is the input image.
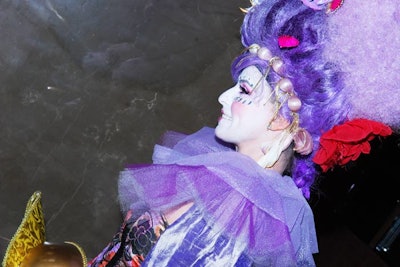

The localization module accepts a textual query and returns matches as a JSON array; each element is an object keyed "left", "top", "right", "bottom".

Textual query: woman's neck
[{"left": 236, "top": 142, "right": 289, "bottom": 175}]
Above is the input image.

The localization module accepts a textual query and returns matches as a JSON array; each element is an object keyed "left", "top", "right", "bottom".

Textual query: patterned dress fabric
[{"left": 89, "top": 210, "right": 167, "bottom": 266}]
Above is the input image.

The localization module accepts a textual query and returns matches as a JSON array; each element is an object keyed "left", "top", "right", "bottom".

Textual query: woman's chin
[
  {"left": 214, "top": 126, "right": 226, "bottom": 140},
  {"left": 215, "top": 127, "right": 234, "bottom": 143}
]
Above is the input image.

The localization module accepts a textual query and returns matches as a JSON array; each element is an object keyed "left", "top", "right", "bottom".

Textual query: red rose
[{"left": 313, "top": 119, "right": 392, "bottom": 172}]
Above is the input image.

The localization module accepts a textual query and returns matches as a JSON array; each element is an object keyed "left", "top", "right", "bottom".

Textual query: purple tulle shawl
[{"left": 118, "top": 127, "right": 318, "bottom": 263}]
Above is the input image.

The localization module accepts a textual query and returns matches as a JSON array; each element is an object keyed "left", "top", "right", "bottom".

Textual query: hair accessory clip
[{"left": 278, "top": 35, "right": 300, "bottom": 48}]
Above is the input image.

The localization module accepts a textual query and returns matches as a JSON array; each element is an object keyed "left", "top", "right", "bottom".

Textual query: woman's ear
[{"left": 269, "top": 115, "right": 291, "bottom": 131}]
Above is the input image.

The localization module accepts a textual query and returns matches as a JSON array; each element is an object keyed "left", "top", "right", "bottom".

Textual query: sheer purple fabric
[{"left": 119, "top": 127, "right": 318, "bottom": 266}]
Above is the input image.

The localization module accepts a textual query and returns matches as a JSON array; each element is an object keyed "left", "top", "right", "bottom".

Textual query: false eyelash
[{"left": 239, "top": 85, "right": 250, "bottom": 94}]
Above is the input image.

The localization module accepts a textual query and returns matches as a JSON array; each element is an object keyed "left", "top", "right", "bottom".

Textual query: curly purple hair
[{"left": 231, "top": 0, "right": 351, "bottom": 198}]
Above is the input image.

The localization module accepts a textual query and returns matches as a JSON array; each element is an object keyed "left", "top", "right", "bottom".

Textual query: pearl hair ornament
[{"left": 248, "top": 43, "right": 313, "bottom": 156}]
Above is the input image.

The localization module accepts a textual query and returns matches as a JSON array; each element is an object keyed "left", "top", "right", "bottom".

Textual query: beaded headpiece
[{"left": 246, "top": 43, "right": 313, "bottom": 156}]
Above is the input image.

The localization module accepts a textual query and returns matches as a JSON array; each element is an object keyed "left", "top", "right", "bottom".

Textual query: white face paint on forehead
[
  {"left": 234, "top": 66, "right": 273, "bottom": 105},
  {"left": 215, "top": 66, "right": 276, "bottom": 146}
]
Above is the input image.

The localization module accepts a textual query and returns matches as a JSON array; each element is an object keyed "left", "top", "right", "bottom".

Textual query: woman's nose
[{"left": 218, "top": 86, "right": 235, "bottom": 105}]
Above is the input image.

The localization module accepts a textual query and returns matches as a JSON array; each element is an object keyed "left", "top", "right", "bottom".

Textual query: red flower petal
[{"left": 313, "top": 119, "right": 392, "bottom": 172}]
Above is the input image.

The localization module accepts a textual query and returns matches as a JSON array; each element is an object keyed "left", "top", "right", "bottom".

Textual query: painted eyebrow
[{"left": 239, "top": 79, "right": 254, "bottom": 88}]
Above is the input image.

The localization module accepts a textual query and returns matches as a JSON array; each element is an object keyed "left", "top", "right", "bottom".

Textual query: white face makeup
[{"left": 215, "top": 66, "right": 276, "bottom": 148}]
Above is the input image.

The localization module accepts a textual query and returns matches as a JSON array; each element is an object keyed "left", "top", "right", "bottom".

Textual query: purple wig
[
  {"left": 231, "top": 0, "right": 351, "bottom": 198},
  {"left": 325, "top": 0, "right": 400, "bottom": 129}
]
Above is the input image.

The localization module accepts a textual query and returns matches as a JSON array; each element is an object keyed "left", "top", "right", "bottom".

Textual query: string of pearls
[{"left": 248, "top": 43, "right": 313, "bottom": 155}]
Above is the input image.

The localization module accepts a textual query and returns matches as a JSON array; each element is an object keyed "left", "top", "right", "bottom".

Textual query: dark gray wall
[{"left": 0, "top": 0, "right": 243, "bottom": 259}]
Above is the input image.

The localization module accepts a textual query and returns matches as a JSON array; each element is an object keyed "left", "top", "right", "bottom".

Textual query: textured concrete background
[{"left": 0, "top": 0, "right": 243, "bottom": 259}]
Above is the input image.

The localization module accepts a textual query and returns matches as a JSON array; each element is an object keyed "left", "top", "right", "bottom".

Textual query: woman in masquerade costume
[{"left": 89, "top": 0, "right": 397, "bottom": 266}]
